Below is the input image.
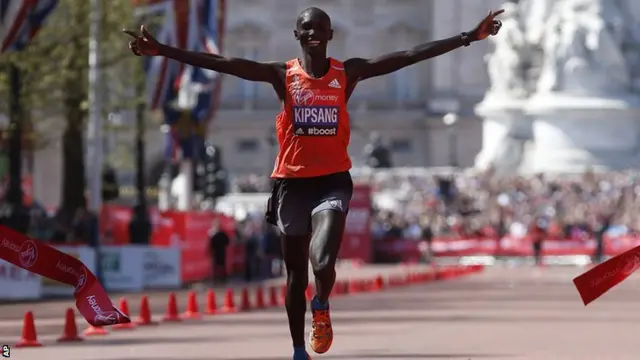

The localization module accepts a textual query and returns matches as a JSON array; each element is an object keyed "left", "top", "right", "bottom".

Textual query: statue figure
[
  {"left": 536, "top": 0, "right": 630, "bottom": 95},
  {"left": 616, "top": 0, "right": 640, "bottom": 92},
  {"left": 484, "top": 1, "right": 528, "bottom": 98}
]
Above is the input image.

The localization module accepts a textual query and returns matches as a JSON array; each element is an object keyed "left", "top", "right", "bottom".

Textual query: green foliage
[
  {"left": 0, "top": 0, "right": 159, "bottom": 212},
  {"left": 0, "top": 0, "right": 149, "bottom": 119}
]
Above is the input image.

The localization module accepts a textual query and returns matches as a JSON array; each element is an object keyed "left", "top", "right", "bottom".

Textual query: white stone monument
[
  {"left": 525, "top": 0, "right": 640, "bottom": 173},
  {"left": 474, "top": 1, "right": 532, "bottom": 173}
]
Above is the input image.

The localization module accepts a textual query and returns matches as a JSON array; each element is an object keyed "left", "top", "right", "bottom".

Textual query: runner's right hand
[{"left": 123, "top": 25, "right": 160, "bottom": 56}]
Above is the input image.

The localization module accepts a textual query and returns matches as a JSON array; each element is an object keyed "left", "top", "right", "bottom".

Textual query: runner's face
[{"left": 294, "top": 10, "right": 333, "bottom": 55}]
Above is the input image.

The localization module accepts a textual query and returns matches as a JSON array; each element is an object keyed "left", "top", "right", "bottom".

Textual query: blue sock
[
  {"left": 311, "top": 295, "right": 329, "bottom": 310},
  {"left": 293, "top": 346, "right": 308, "bottom": 359}
]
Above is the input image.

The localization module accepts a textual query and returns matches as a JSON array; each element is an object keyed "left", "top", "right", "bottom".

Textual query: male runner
[{"left": 125, "top": 7, "right": 503, "bottom": 359}]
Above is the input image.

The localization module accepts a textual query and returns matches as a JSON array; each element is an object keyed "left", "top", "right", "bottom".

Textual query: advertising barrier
[
  {"left": 102, "top": 205, "right": 241, "bottom": 283},
  {"left": 40, "top": 245, "right": 181, "bottom": 296},
  {"left": 340, "top": 183, "right": 373, "bottom": 262},
  {"left": 142, "top": 246, "right": 181, "bottom": 289},
  {"left": 375, "top": 236, "right": 640, "bottom": 261},
  {"left": 101, "top": 245, "right": 145, "bottom": 292},
  {"left": 0, "top": 260, "right": 41, "bottom": 300}
]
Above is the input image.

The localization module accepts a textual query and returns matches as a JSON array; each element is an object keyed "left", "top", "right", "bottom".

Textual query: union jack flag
[
  {"left": 133, "top": 0, "right": 225, "bottom": 161},
  {"left": 0, "top": 0, "right": 58, "bottom": 53}
]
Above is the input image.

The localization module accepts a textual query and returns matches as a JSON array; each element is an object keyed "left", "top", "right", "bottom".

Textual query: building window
[
  {"left": 390, "top": 138, "right": 412, "bottom": 153},
  {"left": 392, "top": 67, "right": 419, "bottom": 102},
  {"left": 387, "top": 26, "right": 421, "bottom": 103},
  {"left": 239, "top": 46, "right": 259, "bottom": 105},
  {"left": 236, "top": 138, "right": 260, "bottom": 153}
]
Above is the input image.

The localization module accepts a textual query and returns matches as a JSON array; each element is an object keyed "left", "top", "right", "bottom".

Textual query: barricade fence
[
  {"left": 0, "top": 245, "right": 182, "bottom": 301},
  {"left": 374, "top": 236, "right": 639, "bottom": 262}
]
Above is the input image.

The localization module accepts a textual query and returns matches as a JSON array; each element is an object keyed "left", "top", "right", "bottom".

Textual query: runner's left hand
[{"left": 469, "top": 9, "right": 504, "bottom": 41}]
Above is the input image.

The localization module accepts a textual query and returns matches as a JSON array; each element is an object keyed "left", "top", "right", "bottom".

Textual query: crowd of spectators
[
  {"left": 363, "top": 168, "right": 636, "bottom": 242},
  {"left": 230, "top": 167, "right": 639, "bottom": 243}
]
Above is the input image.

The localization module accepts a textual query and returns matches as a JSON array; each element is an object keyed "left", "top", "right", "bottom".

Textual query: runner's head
[{"left": 294, "top": 7, "right": 333, "bottom": 57}]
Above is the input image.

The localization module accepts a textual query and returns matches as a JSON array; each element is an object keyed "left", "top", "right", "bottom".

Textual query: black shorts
[{"left": 265, "top": 171, "right": 353, "bottom": 236}]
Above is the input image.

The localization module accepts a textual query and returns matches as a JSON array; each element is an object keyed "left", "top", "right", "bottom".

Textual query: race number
[{"left": 2, "top": 345, "right": 9, "bottom": 358}]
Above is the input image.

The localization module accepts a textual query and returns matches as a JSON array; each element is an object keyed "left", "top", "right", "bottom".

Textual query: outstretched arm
[
  {"left": 125, "top": 26, "right": 284, "bottom": 84},
  {"left": 344, "top": 35, "right": 469, "bottom": 82},
  {"left": 158, "top": 45, "right": 283, "bottom": 83},
  {"left": 344, "top": 10, "right": 504, "bottom": 84}
]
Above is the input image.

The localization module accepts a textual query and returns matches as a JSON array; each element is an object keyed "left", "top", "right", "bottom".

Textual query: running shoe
[{"left": 309, "top": 297, "right": 333, "bottom": 354}]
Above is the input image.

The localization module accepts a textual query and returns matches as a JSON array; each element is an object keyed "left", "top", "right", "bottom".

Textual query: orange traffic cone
[
  {"left": 305, "top": 284, "right": 313, "bottom": 301},
  {"left": 83, "top": 324, "right": 108, "bottom": 336},
  {"left": 162, "top": 292, "right": 182, "bottom": 322},
  {"left": 255, "top": 287, "right": 265, "bottom": 309},
  {"left": 349, "top": 279, "right": 360, "bottom": 293},
  {"left": 205, "top": 289, "right": 217, "bottom": 315},
  {"left": 268, "top": 286, "right": 279, "bottom": 307},
  {"left": 239, "top": 288, "right": 251, "bottom": 311},
  {"left": 222, "top": 288, "right": 237, "bottom": 313},
  {"left": 372, "top": 275, "right": 384, "bottom": 291},
  {"left": 15, "top": 311, "right": 42, "bottom": 347},
  {"left": 135, "top": 296, "right": 157, "bottom": 326},
  {"left": 182, "top": 291, "right": 202, "bottom": 319},
  {"left": 57, "top": 308, "right": 83, "bottom": 342},
  {"left": 113, "top": 298, "right": 136, "bottom": 330}
]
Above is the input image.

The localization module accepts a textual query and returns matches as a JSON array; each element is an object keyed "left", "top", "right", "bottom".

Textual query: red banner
[
  {"left": 340, "top": 183, "right": 373, "bottom": 263},
  {"left": 0, "top": 226, "right": 129, "bottom": 327}
]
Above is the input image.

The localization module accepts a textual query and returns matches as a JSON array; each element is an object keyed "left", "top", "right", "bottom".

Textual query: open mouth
[{"left": 308, "top": 40, "right": 321, "bottom": 47}]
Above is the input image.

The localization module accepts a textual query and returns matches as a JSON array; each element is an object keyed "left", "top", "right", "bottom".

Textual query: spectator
[{"left": 209, "top": 219, "right": 230, "bottom": 283}]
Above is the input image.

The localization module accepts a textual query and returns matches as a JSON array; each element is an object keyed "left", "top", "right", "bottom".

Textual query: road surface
[{"left": 5, "top": 265, "right": 639, "bottom": 360}]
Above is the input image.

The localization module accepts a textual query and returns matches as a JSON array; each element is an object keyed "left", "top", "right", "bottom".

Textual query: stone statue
[
  {"left": 484, "top": 1, "right": 528, "bottom": 98},
  {"left": 616, "top": 0, "right": 640, "bottom": 92},
  {"left": 536, "top": 0, "right": 630, "bottom": 95}
]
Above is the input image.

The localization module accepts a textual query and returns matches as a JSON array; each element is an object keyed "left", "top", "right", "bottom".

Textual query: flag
[
  {"left": 1, "top": 0, "right": 58, "bottom": 53},
  {"left": 133, "top": 0, "right": 225, "bottom": 161}
]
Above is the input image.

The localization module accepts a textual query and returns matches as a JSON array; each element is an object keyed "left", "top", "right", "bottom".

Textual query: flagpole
[
  {"left": 87, "top": 0, "right": 102, "bottom": 213},
  {"left": 87, "top": 0, "right": 103, "bottom": 281}
]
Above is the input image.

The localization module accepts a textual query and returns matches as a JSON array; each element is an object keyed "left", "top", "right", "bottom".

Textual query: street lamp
[{"left": 442, "top": 112, "right": 459, "bottom": 168}]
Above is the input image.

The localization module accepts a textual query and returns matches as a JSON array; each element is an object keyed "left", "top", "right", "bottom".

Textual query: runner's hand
[
  {"left": 123, "top": 25, "right": 160, "bottom": 56},
  {"left": 469, "top": 9, "right": 504, "bottom": 41}
]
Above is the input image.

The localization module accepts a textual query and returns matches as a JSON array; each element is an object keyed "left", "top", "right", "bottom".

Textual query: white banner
[
  {"left": 101, "top": 245, "right": 144, "bottom": 292},
  {"left": 42, "top": 246, "right": 96, "bottom": 297},
  {"left": 0, "top": 260, "right": 42, "bottom": 300},
  {"left": 142, "top": 247, "right": 181, "bottom": 289}
]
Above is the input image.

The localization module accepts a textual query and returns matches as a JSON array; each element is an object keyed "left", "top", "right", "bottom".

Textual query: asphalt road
[{"left": 7, "top": 264, "right": 637, "bottom": 360}]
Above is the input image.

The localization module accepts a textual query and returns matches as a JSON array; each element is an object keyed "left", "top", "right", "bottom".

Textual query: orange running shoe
[{"left": 309, "top": 301, "right": 333, "bottom": 354}]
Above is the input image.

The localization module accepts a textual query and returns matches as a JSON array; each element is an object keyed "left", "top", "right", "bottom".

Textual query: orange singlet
[{"left": 271, "top": 58, "right": 352, "bottom": 179}]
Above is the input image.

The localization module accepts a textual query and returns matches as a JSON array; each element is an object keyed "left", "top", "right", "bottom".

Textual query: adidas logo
[
  {"left": 328, "top": 79, "right": 341, "bottom": 89},
  {"left": 295, "top": 128, "right": 305, "bottom": 135}
]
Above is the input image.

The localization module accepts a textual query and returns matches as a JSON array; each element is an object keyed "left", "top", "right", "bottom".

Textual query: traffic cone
[
  {"left": 84, "top": 324, "right": 108, "bottom": 336},
  {"left": 182, "top": 291, "right": 202, "bottom": 319},
  {"left": 349, "top": 279, "right": 359, "bottom": 293},
  {"left": 162, "top": 292, "right": 182, "bottom": 322},
  {"left": 205, "top": 289, "right": 217, "bottom": 315},
  {"left": 255, "top": 287, "right": 265, "bottom": 309},
  {"left": 57, "top": 308, "right": 83, "bottom": 342},
  {"left": 113, "top": 298, "right": 136, "bottom": 330},
  {"left": 135, "top": 296, "right": 157, "bottom": 326},
  {"left": 305, "top": 284, "right": 313, "bottom": 301},
  {"left": 268, "top": 286, "right": 279, "bottom": 307},
  {"left": 372, "top": 275, "right": 384, "bottom": 291},
  {"left": 222, "top": 288, "right": 237, "bottom": 313},
  {"left": 15, "top": 311, "right": 42, "bottom": 347},
  {"left": 239, "top": 288, "right": 251, "bottom": 311}
]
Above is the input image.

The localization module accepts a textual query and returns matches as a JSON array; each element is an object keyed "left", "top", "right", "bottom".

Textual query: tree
[{"left": 0, "top": 0, "right": 152, "bottom": 216}]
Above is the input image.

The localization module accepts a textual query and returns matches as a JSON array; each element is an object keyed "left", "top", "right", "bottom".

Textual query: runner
[{"left": 125, "top": 7, "right": 503, "bottom": 359}]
